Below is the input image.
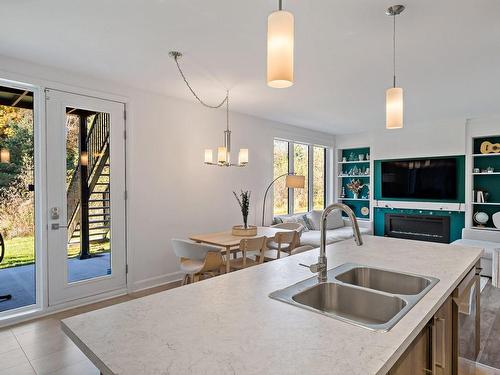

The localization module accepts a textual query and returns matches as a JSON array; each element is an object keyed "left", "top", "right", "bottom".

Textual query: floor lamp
[{"left": 261, "top": 173, "right": 305, "bottom": 226}]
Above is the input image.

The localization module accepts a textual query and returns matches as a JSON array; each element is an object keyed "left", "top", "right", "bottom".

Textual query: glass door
[
  {"left": 46, "top": 89, "right": 126, "bottom": 306},
  {"left": 0, "top": 83, "right": 37, "bottom": 313}
]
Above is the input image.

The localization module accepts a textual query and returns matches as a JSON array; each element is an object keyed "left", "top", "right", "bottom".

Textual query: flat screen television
[{"left": 381, "top": 158, "right": 457, "bottom": 200}]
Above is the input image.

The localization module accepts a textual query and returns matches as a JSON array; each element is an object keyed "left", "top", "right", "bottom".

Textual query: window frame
[{"left": 273, "top": 138, "right": 329, "bottom": 216}]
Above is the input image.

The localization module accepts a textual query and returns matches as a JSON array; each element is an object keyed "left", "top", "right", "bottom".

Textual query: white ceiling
[{"left": 2, "top": 0, "right": 500, "bottom": 134}]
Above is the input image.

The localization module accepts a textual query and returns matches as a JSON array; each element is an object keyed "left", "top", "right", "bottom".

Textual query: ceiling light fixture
[
  {"left": 169, "top": 51, "right": 248, "bottom": 167},
  {"left": 267, "top": 0, "right": 294, "bottom": 88},
  {"left": 386, "top": 5, "right": 405, "bottom": 129}
]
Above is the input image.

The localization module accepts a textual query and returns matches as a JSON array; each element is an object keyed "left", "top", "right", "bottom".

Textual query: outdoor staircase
[{"left": 66, "top": 112, "right": 111, "bottom": 253}]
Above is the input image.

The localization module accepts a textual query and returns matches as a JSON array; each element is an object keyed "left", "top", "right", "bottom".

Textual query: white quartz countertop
[{"left": 62, "top": 236, "right": 482, "bottom": 375}]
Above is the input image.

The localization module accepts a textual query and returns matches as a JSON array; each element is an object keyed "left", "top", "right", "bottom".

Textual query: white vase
[
  {"left": 353, "top": 192, "right": 359, "bottom": 200},
  {"left": 493, "top": 212, "right": 500, "bottom": 229}
]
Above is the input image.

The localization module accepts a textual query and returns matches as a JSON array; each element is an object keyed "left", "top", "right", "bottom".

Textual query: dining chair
[
  {"left": 264, "top": 231, "right": 300, "bottom": 261},
  {"left": 171, "top": 239, "right": 224, "bottom": 285},
  {"left": 229, "top": 236, "right": 267, "bottom": 271},
  {"left": 268, "top": 222, "right": 303, "bottom": 249}
]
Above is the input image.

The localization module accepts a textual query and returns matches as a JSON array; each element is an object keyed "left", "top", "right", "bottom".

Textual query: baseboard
[{"left": 129, "top": 271, "right": 183, "bottom": 293}]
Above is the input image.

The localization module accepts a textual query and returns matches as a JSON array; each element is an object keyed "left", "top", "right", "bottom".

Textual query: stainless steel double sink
[{"left": 269, "top": 263, "right": 439, "bottom": 331}]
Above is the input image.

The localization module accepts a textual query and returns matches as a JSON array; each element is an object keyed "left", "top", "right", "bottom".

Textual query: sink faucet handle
[{"left": 299, "top": 262, "right": 323, "bottom": 274}]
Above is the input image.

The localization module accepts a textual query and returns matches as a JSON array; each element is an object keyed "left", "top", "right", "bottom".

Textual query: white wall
[
  {"left": 127, "top": 91, "right": 334, "bottom": 289},
  {"left": 0, "top": 55, "right": 335, "bottom": 292},
  {"left": 335, "top": 118, "right": 468, "bottom": 161}
]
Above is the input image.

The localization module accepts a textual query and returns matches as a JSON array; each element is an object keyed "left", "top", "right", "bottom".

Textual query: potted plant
[
  {"left": 232, "top": 190, "right": 257, "bottom": 236},
  {"left": 347, "top": 179, "right": 364, "bottom": 199}
]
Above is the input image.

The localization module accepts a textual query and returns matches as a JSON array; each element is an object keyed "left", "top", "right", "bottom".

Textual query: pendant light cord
[
  {"left": 226, "top": 90, "right": 229, "bottom": 132},
  {"left": 278, "top": 0, "right": 283, "bottom": 10},
  {"left": 171, "top": 53, "right": 228, "bottom": 109},
  {"left": 393, "top": 13, "right": 397, "bottom": 88}
]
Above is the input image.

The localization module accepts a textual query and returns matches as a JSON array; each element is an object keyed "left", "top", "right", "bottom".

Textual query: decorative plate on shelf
[
  {"left": 360, "top": 207, "right": 369, "bottom": 216},
  {"left": 493, "top": 212, "right": 500, "bottom": 229},
  {"left": 473, "top": 212, "right": 489, "bottom": 226}
]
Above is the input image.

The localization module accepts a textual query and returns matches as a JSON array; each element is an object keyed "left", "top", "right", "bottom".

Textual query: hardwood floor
[{"left": 0, "top": 282, "right": 180, "bottom": 374}]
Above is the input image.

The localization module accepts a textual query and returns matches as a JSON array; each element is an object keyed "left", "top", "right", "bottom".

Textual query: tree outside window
[{"left": 273, "top": 139, "right": 327, "bottom": 216}]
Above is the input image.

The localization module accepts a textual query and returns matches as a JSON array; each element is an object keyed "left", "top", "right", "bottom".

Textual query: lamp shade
[
  {"left": 267, "top": 10, "right": 294, "bottom": 88},
  {"left": 386, "top": 87, "right": 404, "bottom": 129},
  {"left": 238, "top": 148, "right": 249, "bottom": 165},
  {"left": 286, "top": 174, "right": 305, "bottom": 189},
  {"left": 217, "top": 146, "right": 227, "bottom": 163},
  {"left": 204, "top": 149, "right": 213, "bottom": 164},
  {"left": 0, "top": 148, "right": 10, "bottom": 164}
]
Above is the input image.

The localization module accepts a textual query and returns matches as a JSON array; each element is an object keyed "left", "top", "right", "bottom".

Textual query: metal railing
[{"left": 66, "top": 112, "right": 110, "bottom": 238}]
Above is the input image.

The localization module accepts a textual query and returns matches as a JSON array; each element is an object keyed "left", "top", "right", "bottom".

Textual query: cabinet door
[
  {"left": 389, "top": 324, "right": 432, "bottom": 375},
  {"left": 433, "top": 296, "right": 453, "bottom": 375}
]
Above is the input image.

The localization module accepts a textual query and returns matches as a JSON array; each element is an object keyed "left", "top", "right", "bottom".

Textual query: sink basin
[
  {"left": 335, "top": 266, "right": 432, "bottom": 295},
  {"left": 292, "top": 282, "right": 406, "bottom": 326},
  {"left": 269, "top": 263, "right": 439, "bottom": 331}
]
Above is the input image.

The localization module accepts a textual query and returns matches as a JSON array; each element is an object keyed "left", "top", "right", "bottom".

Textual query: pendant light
[
  {"left": 267, "top": 0, "right": 294, "bottom": 88},
  {"left": 385, "top": 5, "right": 405, "bottom": 129},
  {"left": 169, "top": 51, "right": 248, "bottom": 167}
]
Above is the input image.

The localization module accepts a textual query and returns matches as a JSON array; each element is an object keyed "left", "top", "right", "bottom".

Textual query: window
[
  {"left": 293, "top": 143, "right": 308, "bottom": 213},
  {"left": 273, "top": 139, "right": 327, "bottom": 215},
  {"left": 313, "top": 146, "right": 326, "bottom": 210},
  {"left": 273, "top": 140, "right": 289, "bottom": 215}
]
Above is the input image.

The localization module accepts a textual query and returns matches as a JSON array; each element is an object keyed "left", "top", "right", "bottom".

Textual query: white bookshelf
[
  {"left": 335, "top": 146, "right": 372, "bottom": 223},
  {"left": 466, "top": 131, "right": 500, "bottom": 232}
]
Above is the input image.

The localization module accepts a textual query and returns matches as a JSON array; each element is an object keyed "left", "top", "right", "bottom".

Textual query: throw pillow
[
  {"left": 326, "top": 209, "right": 344, "bottom": 229},
  {"left": 305, "top": 210, "right": 323, "bottom": 230},
  {"left": 282, "top": 215, "right": 309, "bottom": 232},
  {"left": 305, "top": 209, "right": 345, "bottom": 230},
  {"left": 273, "top": 216, "right": 284, "bottom": 225}
]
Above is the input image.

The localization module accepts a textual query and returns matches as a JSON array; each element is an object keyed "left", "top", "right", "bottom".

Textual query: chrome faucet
[{"left": 300, "top": 203, "right": 363, "bottom": 282}]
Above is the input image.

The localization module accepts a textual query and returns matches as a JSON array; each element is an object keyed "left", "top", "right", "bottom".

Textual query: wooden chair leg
[{"left": 181, "top": 274, "right": 189, "bottom": 286}]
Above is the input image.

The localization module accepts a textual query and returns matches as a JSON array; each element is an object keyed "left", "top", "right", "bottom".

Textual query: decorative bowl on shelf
[
  {"left": 232, "top": 225, "right": 257, "bottom": 236},
  {"left": 493, "top": 212, "right": 500, "bottom": 229}
]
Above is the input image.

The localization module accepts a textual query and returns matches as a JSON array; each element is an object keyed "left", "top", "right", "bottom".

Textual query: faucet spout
[{"left": 316, "top": 203, "right": 363, "bottom": 282}]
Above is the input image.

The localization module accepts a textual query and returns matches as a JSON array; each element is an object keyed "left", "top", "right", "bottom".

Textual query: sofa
[
  {"left": 451, "top": 228, "right": 500, "bottom": 285},
  {"left": 274, "top": 209, "right": 372, "bottom": 248}
]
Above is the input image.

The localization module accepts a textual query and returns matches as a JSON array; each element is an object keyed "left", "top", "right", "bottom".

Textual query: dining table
[{"left": 189, "top": 226, "right": 292, "bottom": 273}]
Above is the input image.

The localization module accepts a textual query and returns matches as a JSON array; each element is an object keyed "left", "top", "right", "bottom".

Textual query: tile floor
[
  {"left": 478, "top": 281, "right": 500, "bottom": 369},
  {"left": 0, "top": 283, "right": 179, "bottom": 374}
]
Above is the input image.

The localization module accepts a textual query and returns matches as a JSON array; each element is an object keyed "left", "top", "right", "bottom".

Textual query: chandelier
[{"left": 169, "top": 51, "right": 248, "bottom": 167}]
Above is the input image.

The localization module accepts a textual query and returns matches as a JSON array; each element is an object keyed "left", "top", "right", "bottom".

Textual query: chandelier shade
[{"left": 267, "top": 8, "right": 294, "bottom": 88}]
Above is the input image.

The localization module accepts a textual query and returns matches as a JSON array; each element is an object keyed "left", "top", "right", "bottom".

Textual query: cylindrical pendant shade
[
  {"left": 0, "top": 148, "right": 10, "bottom": 164},
  {"left": 267, "top": 10, "right": 294, "bottom": 88},
  {"left": 386, "top": 87, "right": 404, "bottom": 129},
  {"left": 217, "top": 146, "right": 227, "bottom": 163},
  {"left": 238, "top": 148, "right": 249, "bottom": 165},
  {"left": 204, "top": 149, "right": 213, "bottom": 164},
  {"left": 286, "top": 174, "right": 305, "bottom": 189}
]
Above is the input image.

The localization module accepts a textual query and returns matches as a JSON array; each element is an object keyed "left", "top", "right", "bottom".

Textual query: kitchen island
[{"left": 61, "top": 236, "right": 482, "bottom": 375}]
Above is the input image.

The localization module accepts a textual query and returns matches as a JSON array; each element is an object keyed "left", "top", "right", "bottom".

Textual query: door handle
[{"left": 51, "top": 223, "right": 68, "bottom": 230}]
